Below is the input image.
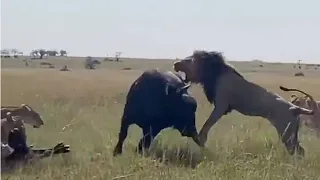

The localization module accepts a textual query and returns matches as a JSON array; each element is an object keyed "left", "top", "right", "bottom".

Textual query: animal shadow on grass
[
  {"left": 133, "top": 128, "right": 301, "bottom": 169},
  {"left": 138, "top": 128, "right": 216, "bottom": 169}
]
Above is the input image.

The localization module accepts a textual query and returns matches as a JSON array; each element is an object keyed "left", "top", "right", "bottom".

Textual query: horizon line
[{"left": 3, "top": 55, "right": 319, "bottom": 65}]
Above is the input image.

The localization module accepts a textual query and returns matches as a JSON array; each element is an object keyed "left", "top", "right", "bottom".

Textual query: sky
[{"left": 1, "top": 0, "right": 320, "bottom": 63}]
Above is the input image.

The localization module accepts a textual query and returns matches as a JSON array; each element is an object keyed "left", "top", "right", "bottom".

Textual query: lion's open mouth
[
  {"left": 173, "top": 62, "right": 180, "bottom": 72},
  {"left": 173, "top": 66, "right": 179, "bottom": 72}
]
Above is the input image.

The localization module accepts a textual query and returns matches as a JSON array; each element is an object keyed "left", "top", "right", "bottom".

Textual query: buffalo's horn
[{"left": 176, "top": 84, "right": 191, "bottom": 93}]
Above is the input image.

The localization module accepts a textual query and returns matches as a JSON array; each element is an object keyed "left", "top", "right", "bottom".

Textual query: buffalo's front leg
[
  {"left": 180, "top": 127, "right": 202, "bottom": 147},
  {"left": 190, "top": 132, "right": 202, "bottom": 147},
  {"left": 113, "top": 121, "right": 130, "bottom": 156},
  {"left": 137, "top": 127, "right": 160, "bottom": 155}
]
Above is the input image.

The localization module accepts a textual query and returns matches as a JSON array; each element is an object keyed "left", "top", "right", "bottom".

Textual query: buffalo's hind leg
[
  {"left": 280, "top": 118, "right": 305, "bottom": 156},
  {"left": 291, "top": 118, "right": 305, "bottom": 156},
  {"left": 137, "top": 127, "right": 160, "bottom": 155},
  {"left": 113, "top": 119, "right": 130, "bottom": 156}
]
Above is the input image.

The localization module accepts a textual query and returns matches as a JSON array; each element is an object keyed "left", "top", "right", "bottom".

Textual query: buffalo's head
[{"left": 165, "top": 83, "right": 202, "bottom": 146}]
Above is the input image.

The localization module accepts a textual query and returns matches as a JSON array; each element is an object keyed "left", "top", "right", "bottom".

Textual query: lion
[
  {"left": 1, "top": 108, "right": 69, "bottom": 170},
  {"left": 2, "top": 127, "right": 70, "bottom": 172},
  {"left": 173, "top": 50, "right": 314, "bottom": 156},
  {"left": 60, "top": 65, "right": 71, "bottom": 71},
  {"left": 1, "top": 104, "right": 44, "bottom": 145},
  {"left": 280, "top": 86, "right": 320, "bottom": 137}
]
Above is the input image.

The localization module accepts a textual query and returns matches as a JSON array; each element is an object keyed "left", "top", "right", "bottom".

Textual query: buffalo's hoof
[
  {"left": 113, "top": 147, "right": 122, "bottom": 156},
  {"left": 136, "top": 146, "right": 147, "bottom": 156},
  {"left": 296, "top": 145, "right": 305, "bottom": 157}
]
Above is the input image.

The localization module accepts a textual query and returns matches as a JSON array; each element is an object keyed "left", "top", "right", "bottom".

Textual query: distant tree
[
  {"left": 1, "top": 49, "right": 10, "bottom": 58},
  {"left": 53, "top": 50, "right": 58, "bottom": 56},
  {"left": 47, "top": 50, "right": 59, "bottom": 56},
  {"left": 10, "top": 49, "right": 18, "bottom": 56},
  {"left": 1, "top": 49, "right": 7, "bottom": 54},
  {"left": 115, "top": 52, "right": 122, "bottom": 62},
  {"left": 30, "top": 50, "right": 39, "bottom": 59},
  {"left": 18, "top": 51, "right": 23, "bottom": 56},
  {"left": 84, "top": 56, "right": 101, "bottom": 69},
  {"left": 297, "top": 60, "right": 302, "bottom": 69},
  {"left": 85, "top": 56, "right": 94, "bottom": 69},
  {"left": 39, "top": 49, "right": 46, "bottom": 59},
  {"left": 10, "top": 49, "right": 23, "bottom": 58},
  {"left": 60, "top": 50, "right": 67, "bottom": 56}
]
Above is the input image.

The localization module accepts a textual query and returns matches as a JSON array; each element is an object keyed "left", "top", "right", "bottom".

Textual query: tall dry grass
[{"left": 1, "top": 59, "right": 320, "bottom": 180}]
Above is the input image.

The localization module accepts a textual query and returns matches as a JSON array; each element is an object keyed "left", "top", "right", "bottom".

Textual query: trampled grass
[{"left": 1, "top": 57, "right": 320, "bottom": 180}]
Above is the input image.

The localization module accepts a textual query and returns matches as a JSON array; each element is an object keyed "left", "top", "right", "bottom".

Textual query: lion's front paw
[{"left": 53, "top": 142, "right": 70, "bottom": 154}]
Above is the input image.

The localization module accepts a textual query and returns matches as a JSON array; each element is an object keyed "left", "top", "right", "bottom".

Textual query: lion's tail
[{"left": 279, "top": 86, "right": 315, "bottom": 102}]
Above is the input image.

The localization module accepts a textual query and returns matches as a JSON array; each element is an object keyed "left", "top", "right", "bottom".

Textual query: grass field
[{"left": 1, "top": 56, "right": 320, "bottom": 180}]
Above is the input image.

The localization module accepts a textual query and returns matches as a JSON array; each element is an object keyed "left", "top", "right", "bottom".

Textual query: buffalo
[{"left": 113, "top": 69, "right": 201, "bottom": 156}]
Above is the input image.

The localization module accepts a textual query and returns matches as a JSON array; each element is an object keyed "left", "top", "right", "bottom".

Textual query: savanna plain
[{"left": 1, "top": 56, "right": 320, "bottom": 180}]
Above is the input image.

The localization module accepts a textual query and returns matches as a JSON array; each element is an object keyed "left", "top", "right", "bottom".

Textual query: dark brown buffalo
[{"left": 113, "top": 69, "right": 201, "bottom": 156}]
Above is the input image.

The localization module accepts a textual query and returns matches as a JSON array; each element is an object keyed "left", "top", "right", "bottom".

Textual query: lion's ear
[
  {"left": 209, "top": 51, "right": 223, "bottom": 57},
  {"left": 305, "top": 97, "right": 314, "bottom": 109},
  {"left": 192, "top": 50, "right": 203, "bottom": 60},
  {"left": 6, "top": 112, "right": 16, "bottom": 122},
  {"left": 290, "top": 94, "right": 298, "bottom": 104},
  {"left": 290, "top": 94, "right": 297, "bottom": 98}
]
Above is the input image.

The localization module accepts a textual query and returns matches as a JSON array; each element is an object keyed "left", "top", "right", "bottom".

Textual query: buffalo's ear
[
  {"left": 182, "top": 94, "right": 197, "bottom": 110},
  {"left": 290, "top": 94, "right": 298, "bottom": 103}
]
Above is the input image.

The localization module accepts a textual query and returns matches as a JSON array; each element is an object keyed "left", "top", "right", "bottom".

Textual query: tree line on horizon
[{"left": 1, "top": 48, "right": 67, "bottom": 59}]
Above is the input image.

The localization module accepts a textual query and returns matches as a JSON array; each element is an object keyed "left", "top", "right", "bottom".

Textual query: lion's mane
[{"left": 192, "top": 51, "right": 244, "bottom": 104}]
